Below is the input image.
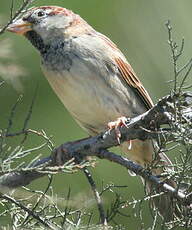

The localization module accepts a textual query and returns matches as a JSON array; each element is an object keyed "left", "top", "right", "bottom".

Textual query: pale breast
[
  {"left": 42, "top": 54, "right": 145, "bottom": 135},
  {"left": 40, "top": 35, "right": 147, "bottom": 136}
]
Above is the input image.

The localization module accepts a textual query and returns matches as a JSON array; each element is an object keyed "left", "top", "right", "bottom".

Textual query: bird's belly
[{"left": 42, "top": 62, "right": 144, "bottom": 135}]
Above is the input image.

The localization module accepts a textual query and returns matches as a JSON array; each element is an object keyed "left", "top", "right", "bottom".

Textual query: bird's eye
[{"left": 37, "top": 11, "right": 45, "bottom": 17}]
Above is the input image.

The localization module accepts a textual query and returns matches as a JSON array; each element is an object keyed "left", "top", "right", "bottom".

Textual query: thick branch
[{"left": 0, "top": 94, "right": 191, "bottom": 207}]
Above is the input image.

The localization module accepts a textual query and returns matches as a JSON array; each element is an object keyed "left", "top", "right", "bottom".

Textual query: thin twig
[
  {"left": 0, "top": 0, "right": 34, "bottom": 35},
  {"left": 83, "top": 168, "right": 107, "bottom": 226},
  {"left": 21, "top": 175, "right": 53, "bottom": 227},
  {"left": 0, "top": 194, "right": 56, "bottom": 229}
]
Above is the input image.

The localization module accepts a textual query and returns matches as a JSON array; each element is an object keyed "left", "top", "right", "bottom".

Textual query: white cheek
[
  {"left": 47, "top": 15, "right": 71, "bottom": 29},
  {"left": 33, "top": 15, "right": 71, "bottom": 41},
  {"left": 33, "top": 23, "right": 48, "bottom": 40}
]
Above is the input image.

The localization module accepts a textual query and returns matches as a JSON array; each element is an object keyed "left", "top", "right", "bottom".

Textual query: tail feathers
[{"left": 121, "top": 140, "right": 181, "bottom": 221}]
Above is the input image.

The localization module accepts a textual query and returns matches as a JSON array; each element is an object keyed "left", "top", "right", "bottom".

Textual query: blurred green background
[{"left": 0, "top": 0, "right": 192, "bottom": 229}]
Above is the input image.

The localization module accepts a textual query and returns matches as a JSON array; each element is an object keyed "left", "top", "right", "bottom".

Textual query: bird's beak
[{"left": 7, "top": 19, "right": 32, "bottom": 35}]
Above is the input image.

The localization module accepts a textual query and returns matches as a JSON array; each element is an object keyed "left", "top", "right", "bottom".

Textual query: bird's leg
[{"left": 107, "top": 116, "right": 131, "bottom": 147}]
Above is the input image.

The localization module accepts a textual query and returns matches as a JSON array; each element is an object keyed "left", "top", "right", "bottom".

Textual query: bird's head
[
  {"left": 8, "top": 6, "right": 77, "bottom": 38},
  {"left": 7, "top": 6, "right": 91, "bottom": 51}
]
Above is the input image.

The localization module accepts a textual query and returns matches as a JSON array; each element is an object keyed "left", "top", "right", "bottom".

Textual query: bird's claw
[{"left": 107, "top": 116, "right": 128, "bottom": 144}]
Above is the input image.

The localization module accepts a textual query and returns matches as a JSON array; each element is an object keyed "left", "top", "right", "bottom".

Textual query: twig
[
  {"left": 21, "top": 175, "right": 53, "bottom": 227},
  {"left": 166, "top": 21, "right": 192, "bottom": 96},
  {"left": 0, "top": 194, "right": 56, "bottom": 229},
  {"left": 83, "top": 168, "right": 107, "bottom": 226},
  {"left": 0, "top": 128, "right": 54, "bottom": 150},
  {"left": 0, "top": 0, "right": 34, "bottom": 35},
  {"left": 6, "top": 95, "right": 23, "bottom": 136},
  {"left": 21, "top": 86, "right": 38, "bottom": 144}
]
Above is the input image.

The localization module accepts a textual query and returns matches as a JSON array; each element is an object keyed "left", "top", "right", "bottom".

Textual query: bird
[{"left": 7, "top": 6, "right": 179, "bottom": 220}]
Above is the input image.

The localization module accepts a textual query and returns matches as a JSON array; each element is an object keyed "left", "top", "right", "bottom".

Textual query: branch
[{"left": 0, "top": 93, "right": 191, "bottom": 207}]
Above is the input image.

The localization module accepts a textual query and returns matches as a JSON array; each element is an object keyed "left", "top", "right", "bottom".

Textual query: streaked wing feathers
[{"left": 115, "top": 57, "right": 154, "bottom": 109}]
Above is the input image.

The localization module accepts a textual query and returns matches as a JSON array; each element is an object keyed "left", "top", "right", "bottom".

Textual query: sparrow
[{"left": 7, "top": 6, "right": 179, "bottom": 220}]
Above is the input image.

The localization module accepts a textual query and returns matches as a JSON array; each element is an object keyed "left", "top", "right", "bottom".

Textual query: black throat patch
[
  {"left": 25, "top": 30, "right": 72, "bottom": 72},
  {"left": 25, "top": 30, "right": 50, "bottom": 55}
]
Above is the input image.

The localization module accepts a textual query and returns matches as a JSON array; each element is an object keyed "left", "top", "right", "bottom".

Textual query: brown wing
[
  {"left": 115, "top": 57, "right": 154, "bottom": 109},
  {"left": 98, "top": 32, "right": 154, "bottom": 109}
]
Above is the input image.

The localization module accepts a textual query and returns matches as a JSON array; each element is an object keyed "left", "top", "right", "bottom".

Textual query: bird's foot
[{"left": 107, "top": 116, "right": 129, "bottom": 144}]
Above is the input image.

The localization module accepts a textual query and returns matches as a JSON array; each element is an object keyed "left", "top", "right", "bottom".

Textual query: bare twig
[
  {"left": 165, "top": 21, "right": 192, "bottom": 96},
  {"left": 0, "top": 194, "right": 57, "bottom": 229},
  {"left": 0, "top": 0, "right": 34, "bottom": 36},
  {"left": 82, "top": 168, "right": 107, "bottom": 226},
  {"left": 21, "top": 175, "right": 53, "bottom": 227}
]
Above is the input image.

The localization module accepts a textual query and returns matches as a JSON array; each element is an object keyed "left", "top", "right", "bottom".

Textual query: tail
[{"left": 121, "top": 139, "right": 180, "bottom": 221}]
